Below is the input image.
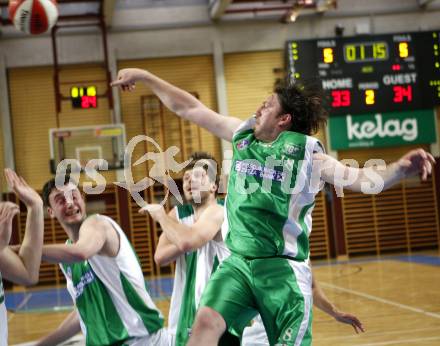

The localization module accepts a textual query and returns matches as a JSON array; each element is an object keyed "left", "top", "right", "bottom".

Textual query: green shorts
[{"left": 199, "top": 254, "right": 313, "bottom": 346}]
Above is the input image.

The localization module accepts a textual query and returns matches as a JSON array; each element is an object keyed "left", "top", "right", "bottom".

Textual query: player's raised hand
[
  {"left": 397, "top": 148, "right": 436, "bottom": 181},
  {"left": 0, "top": 202, "right": 20, "bottom": 251},
  {"left": 110, "top": 68, "right": 148, "bottom": 92},
  {"left": 5, "top": 169, "right": 43, "bottom": 208},
  {"left": 333, "top": 310, "right": 365, "bottom": 334},
  {"left": 139, "top": 204, "right": 166, "bottom": 222}
]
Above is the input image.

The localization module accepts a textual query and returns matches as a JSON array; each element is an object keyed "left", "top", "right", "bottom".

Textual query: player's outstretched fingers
[
  {"left": 421, "top": 164, "right": 427, "bottom": 180},
  {"left": 4, "top": 168, "right": 18, "bottom": 189}
]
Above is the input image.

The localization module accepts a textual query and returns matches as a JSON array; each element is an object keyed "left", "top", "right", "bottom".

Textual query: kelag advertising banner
[{"left": 329, "top": 109, "right": 437, "bottom": 149}]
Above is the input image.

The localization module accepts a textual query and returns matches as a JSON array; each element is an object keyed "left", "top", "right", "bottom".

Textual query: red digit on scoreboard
[
  {"left": 340, "top": 90, "right": 351, "bottom": 106},
  {"left": 81, "top": 96, "right": 89, "bottom": 108},
  {"left": 81, "top": 96, "right": 97, "bottom": 108},
  {"left": 331, "top": 90, "right": 341, "bottom": 107},
  {"left": 88, "top": 96, "right": 97, "bottom": 108},
  {"left": 393, "top": 85, "right": 412, "bottom": 103},
  {"left": 331, "top": 90, "right": 351, "bottom": 107}
]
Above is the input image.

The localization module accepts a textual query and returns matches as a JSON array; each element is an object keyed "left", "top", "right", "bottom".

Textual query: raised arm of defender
[
  {"left": 0, "top": 169, "right": 44, "bottom": 286},
  {"left": 111, "top": 68, "right": 243, "bottom": 141}
]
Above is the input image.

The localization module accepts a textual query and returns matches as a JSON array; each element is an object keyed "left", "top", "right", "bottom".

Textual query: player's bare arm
[
  {"left": 0, "top": 169, "right": 44, "bottom": 286},
  {"left": 312, "top": 276, "right": 365, "bottom": 334},
  {"left": 154, "top": 207, "right": 184, "bottom": 266},
  {"left": 42, "top": 216, "right": 114, "bottom": 263},
  {"left": 316, "top": 148, "right": 435, "bottom": 192},
  {"left": 141, "top": 203, "right": 223, "bottom": 253},
  {"left": 111, "top": 68, "right": 243, "bottom": 141}
]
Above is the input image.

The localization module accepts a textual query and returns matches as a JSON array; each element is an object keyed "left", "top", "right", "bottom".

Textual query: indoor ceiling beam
[{"left": 210, "top": 0, "right": 234, "bottom": 20}]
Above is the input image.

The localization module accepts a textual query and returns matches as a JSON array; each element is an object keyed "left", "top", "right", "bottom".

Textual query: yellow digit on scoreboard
[
  {"left": 323, "top": 48, "right": 334, "bottom": 63},
  {"left": 345, "top": 44, "right": 356, "bottom": 62},
  {"left": 399, "top": 42, "right": 409, "bottom": 58},
  {"left": 373, "top": 42, "right": 387, "bottom": 59},
  {"left": 87, "top": 86, "right": 97, "bottom": 97},
  {"left": 359, "top": 44, "right": 365, "bottom": 60},
  {"left": 365, "top": 89, "right": 375, "bottom": 105},
  {"left": 71, "top": 87, "right": 79, "bottom": 98}
]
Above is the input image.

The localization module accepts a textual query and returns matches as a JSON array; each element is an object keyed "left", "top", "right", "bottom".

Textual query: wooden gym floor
[{"left": 5, "top": 251, "right": 440, "bottom": 346}]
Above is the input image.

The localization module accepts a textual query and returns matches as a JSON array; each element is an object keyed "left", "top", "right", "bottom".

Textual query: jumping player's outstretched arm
[
  {"left": 42, "top": 216, "right": 111, "bottom": 263},
  {"left": 0, "top": 169, "right": 44, "bottom": 286},
  {"left": 111, "top": 68, "right": 243, "bottom": 141},
  {"left": 34, "top": 310, "right": 81, "bottom": 346},
  {"left": 312, "top": 276, "right": 365, "bottom": 334},
  {"left": 316, "top": 148, "right": 435, "bottom": 193},
  {"left": 141, "top": 203, "right": 223, "bottom": 257}
]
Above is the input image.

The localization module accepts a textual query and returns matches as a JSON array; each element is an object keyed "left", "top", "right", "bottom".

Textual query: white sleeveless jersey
[
  {"left": 0, "top": 272, "right": 7, "bottom": 346},
  {"left": 59, "top": 215, "right": 165, "bottom": 346},
  {"left": 168, "top": 205, "right": 219, "bottom": 346}
]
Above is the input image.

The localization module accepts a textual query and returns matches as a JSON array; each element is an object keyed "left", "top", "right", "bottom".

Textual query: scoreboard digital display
[
  {"left": 70, "top": 86, "right": 98, "bottom": 109},
  {"left": 287, "top": 31, "right": 440, "bottom": 115}
]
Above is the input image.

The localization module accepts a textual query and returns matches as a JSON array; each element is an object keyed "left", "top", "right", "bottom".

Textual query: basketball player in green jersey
[
  {"left": 0, "top": 169, "right": 44, "bottom": 346},
  {"left": 141, "top": 151, "right": 230, "bottom": 346},
  {"left": 142, "top": 152, "right": 364, "bottom": 345},
  {"left": 34, "top": 176, "right": 167, "bottom": 346},
  {"left": 112, "top": 68, "right": 433, "bottom": 346}
]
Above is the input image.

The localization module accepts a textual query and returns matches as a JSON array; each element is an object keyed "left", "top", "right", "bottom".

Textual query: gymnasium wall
[
  {"left": 117, "top": 55, "right": 221, "bottom": 181},
  {"left": 8, "top": 64, "right": 116, "bottom": 190},
  {"left": 334, "top": 108, "right": 440, "bottom": 256},
  {"left": 8, "top": 66, "right": 57, "bottom": 190},
  {"left": 225, "top": 50, "right": 284, "bottom": 120}
]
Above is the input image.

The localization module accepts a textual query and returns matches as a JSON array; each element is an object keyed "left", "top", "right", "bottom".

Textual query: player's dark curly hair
[{"left": 275, "top": 79, "right": 328, "bottom": 135}]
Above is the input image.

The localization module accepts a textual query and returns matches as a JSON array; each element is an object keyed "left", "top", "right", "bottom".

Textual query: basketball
[{"left": 8, "top": 0, "right": 58, "bottom": 35}]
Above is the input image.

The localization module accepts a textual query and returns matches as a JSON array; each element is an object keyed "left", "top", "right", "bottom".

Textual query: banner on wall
[{"left": 329, "top": 109, "right": 437, "bottom": 150}]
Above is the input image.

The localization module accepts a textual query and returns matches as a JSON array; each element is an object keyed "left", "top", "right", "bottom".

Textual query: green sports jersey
[
  {"left": 224, "top": 116, "right": 324, "bottom": 260},
  {"left": 59, "top": 215, "right": 164, "bottom": 346}
]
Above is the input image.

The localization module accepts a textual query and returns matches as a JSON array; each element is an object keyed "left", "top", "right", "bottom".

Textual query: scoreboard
[
  {"left": 70, "top": 86, "right": 98, "bottom": 109},
  {"left": 287, "top": 31, "right": 440, "bottom": 115}
]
